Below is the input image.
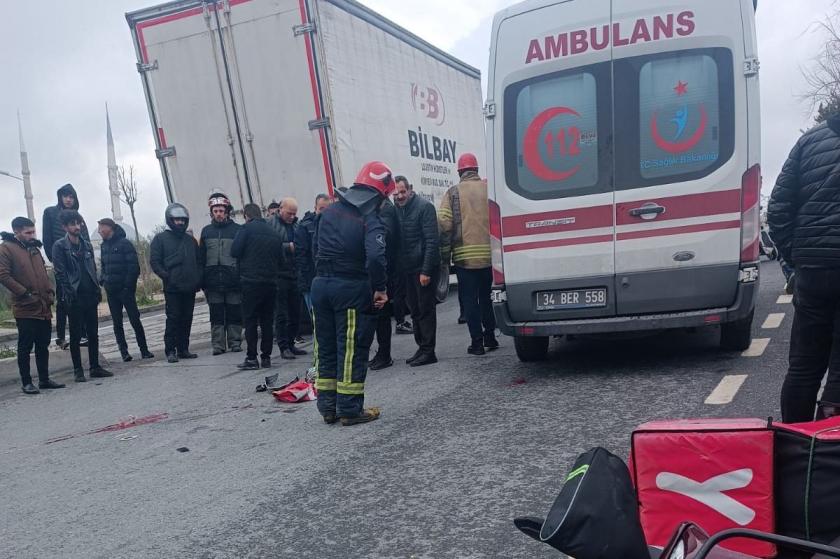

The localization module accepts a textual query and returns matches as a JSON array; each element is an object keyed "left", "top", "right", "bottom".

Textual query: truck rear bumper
[{"left": 493, "top": 280, "right": 758, "bottom": 337}]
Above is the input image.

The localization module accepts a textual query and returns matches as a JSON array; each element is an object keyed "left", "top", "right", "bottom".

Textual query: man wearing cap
[{"left": 99, "top": 218, "right": 153, "bottom": 362}]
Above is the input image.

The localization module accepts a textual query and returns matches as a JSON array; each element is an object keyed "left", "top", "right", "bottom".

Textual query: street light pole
[{"left": 0, "top": 170, "right": 23, "bottom": 181}]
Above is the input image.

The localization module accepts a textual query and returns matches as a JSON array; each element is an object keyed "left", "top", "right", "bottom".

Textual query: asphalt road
[{"left": 0, "top": 260, "right": 793, "bottom": 558}]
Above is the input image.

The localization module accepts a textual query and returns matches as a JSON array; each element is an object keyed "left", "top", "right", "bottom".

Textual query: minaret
[
  {"left": 18, "top": 111, "right": 35, "bottom": 222},
  {"left": 106, "top": 104, "right": 123, "bottom": 223}
]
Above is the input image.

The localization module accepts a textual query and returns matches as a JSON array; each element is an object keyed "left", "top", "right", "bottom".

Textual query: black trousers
[
  {"left": 243, "top": 282, "right": 276, "bottom": 360},
  {"left": 782, "top": 268, "right": 840, "bottom": 422},
  {"left": 68, "top": 293, "right": 100, "bottom": 370},
  {"left": 164, "top": 292, "right": 196, "bottom": 355},
  {"left": 16, "top": 318, "right": 51, "bottom": 386},
  {"left": 55, "top": 280, "right": 85, "bottom": 342},
  {"left": 392, "top": 273, "right": 408, "bottom": 324},
  {"left": 275, "top": 278, "right": 301, "bottom": 350},
  {"left": 107, "top": 287, "right": 148, "bottom": 353},
  {"left": 455, "top": 267, "right": 496, "bottom": 340},
  {"left": 404, "top": 271, "right": 437, "bottom": 354},
  {"left": 373, "top": 302, "right": 393, "bottom": 358}
]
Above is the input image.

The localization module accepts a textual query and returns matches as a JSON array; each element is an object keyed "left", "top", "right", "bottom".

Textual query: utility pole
[{"left": 18, "top": 111, "right": 35, "bottom": 222}]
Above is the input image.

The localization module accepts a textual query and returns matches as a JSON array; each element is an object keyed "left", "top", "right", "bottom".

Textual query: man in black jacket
[
  {"left": 53, "top": 210, "right": 112, "bottom": 382},
  {"left": 199, "top": 193, "right": 242, "bottom": 355},
  {"left": 295, "top": 193, "right": 331, "bottom": 313},
  {"left": 394, "top": 176, "right": 439, "bottom": 367},
  {"left": 43, "top": 183, "right": 90, "bottom": 348},
  {"left": 269, "top": 198, "right": 305, "bottom": 360},
  {"left": 231, "top": 203, "right": 282, "bottom": 370},
  {"left": 369, "top": 196, "right": 400, "bottom": 370},
  {"left": 768, "top": 111, "right": 840, "bottom": 422},
  {"left": 99, "top": 218, "right": 152, "bottom": 362},
  {"left": 150, "top": 203, "right": 201, "bottom": 364}
]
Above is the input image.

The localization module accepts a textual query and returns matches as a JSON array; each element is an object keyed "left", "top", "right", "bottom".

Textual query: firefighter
[
  {"left": 199, "top": 193, "right": 243, "bottom": 355},
  {"left": 312, "top": 161, "right": 392, "bottom": 426}
]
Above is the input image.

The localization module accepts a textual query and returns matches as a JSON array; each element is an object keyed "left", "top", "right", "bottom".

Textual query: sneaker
[
  {"left": 468, "top": 339, "right": 486, "bottom": 356},
  {"left": 22, "top": 383, "right": 40, "bottom": 395},
  {"left": 121, "top": 351, "right": 133, "bottom": 362},
  {"left": 323, "top": 414, "right": 338, "bottom": 425},
  {"left": 457, "top": 315, "right": 467, "bottom": 325},
  {"left": 55, "top": 338, "right": 66, "bottom": 348},
  {"left": 39, "top": 379, "right": 65, "bottom": 390},
  {"left": 295, "top": 336, "right": 305, "bottom": 345},
  {"left": 395, "top": 321, "right": 413, "bottom": 335},
  {"left": 166, "top": 352, "right": 179, "bottom": 364},
  {"left": 260, "top": 356, "right": 272, "bottom": 369},
  {"left": 237, "top": 359, "right": 260, "bottom": 370},
  {"left": 90, "top": 367, "right": 114, "bottom": 378},
  {"left": 178, "top": 351, "right": 198, "bottom": 359},
  {"left": 141, "top": 350, "right": 155, "bottom": 359},
  {"left": 340, "top": 407, "right": 381, "bottom": 426},
  {"left": 229, "top": 346, "right": 243, "bottom": 353},
  {"left": 483, "top": 334, "right": 500, "bottom": 351},
  {"left": 280, "top": 349, "right": 297, "bottom": 360},
  {"left": 212, "top": 348, "right": 225, "bottom": 356},
  {"left": 79, "top": 337, "right": 89, "bottom": 347},
  {"left": 406, "top": 349, "right": 423, "bottom": 365},
  {"left": 289, "top": 346, "right": 307, "bottom": 356},
  {"left": 74, "top": 369, "right": 87, "bottom": 382},
  {"left": 369, "top": 356, "right": 394, "bottom": 371},
  {"left": 409, "top": 352, "right": 438, "bottom": 367}
]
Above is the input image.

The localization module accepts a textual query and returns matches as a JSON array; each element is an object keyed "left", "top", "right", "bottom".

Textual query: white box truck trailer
[{"left": 126, "top": 0, "right": 485, "bottom": 220}]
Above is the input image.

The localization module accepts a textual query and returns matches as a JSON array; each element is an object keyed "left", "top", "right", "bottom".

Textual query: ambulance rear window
[{"left": 503, "top": 62, "right": 612, "bottom": 200}]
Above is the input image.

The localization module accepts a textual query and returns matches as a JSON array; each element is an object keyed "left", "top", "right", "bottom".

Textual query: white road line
[
  {"left": 777, "top": 294, "right": 793, "bottom": 304},
  {"left": 761, "top": 313, "right": 785, "bottom": 329},
  {"left": 742, "top": 338, "right": 770, "bottom": 357},
  {"left": 705, "top": 375, "right": 749, "bottom": 405}
]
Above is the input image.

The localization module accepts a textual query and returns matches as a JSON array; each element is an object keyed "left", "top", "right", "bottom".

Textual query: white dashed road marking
[
  {"left": 705, "top": 375, "right": 749, "bottom": 405},
  {"left": 761, "top": 313, "right": 785, "bottom": 329},
  {"left": 777, "top": 294, "right": 793, "bottom": 304},
  {"left": 742, "top": 338, "right": 770, "bottom": 357}
]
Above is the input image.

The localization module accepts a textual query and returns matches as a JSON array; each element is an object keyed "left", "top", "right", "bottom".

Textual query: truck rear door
[
  {"left": 611, "top": 0, "right": 747, "bottom": 315},
  {"left": 491, "top": 0, "right": 616, "bottom": 323}
]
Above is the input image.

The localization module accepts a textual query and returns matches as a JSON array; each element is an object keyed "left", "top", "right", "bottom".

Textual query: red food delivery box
[{"left": 630, "top": 418, "right": 775, "bottom": 557}]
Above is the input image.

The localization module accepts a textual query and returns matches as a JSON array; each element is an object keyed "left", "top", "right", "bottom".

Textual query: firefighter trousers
[{"left": 311, "top": 276, "right": 377, "bottom": 418}]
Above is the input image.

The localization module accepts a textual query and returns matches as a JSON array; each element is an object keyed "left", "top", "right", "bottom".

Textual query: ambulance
[{"left": 485, "top": 0, "right": 761, "bottom": 361}]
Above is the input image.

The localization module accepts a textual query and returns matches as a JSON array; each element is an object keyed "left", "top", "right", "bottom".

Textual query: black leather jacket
[{"left": 52, "top": 235, "right": 100, "bottom": 303}]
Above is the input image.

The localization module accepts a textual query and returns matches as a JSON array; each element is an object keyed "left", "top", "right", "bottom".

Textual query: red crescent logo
[
  {"left": 650, "top": 105, "right": 708, "bottom": 154},
  {"left": 523, "top": 106, "right": 582, "bottom": 181}
]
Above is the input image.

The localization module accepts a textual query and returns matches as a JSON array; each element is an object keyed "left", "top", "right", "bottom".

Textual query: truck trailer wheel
[
  {"left": 720, "top": 311, "right": 754, "bottom": 351},
  {"left": 514, "top": 336, "right": 549, "bottom": 362}
]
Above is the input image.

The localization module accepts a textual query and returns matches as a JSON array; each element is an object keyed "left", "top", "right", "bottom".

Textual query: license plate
[{"left": 535, "top": 288, "right": 607, "bottom": 311}]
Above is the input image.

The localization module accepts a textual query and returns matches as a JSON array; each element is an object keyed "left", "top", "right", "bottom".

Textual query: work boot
[
  {"left": 369, "top": 354, "right": 394, "bottom": 371},
  {"left": 121, "top": 350, "right": 133, "bottom": 362},
  {"left": 406, "top": 349, "right": 423, "bottom": 365},
  {"left": 141, "top": 349, "right": 155, "bottom": 359},
  {"left": 39, "top": 379, "right": 65, "bottom": 390},
  {"left": 410, "top": 352, "right": 438, "bottom": 367},
  {"left": 74, "top": 369, "right": 87, "bottom": 382},
  {"left": 340, "top": 408, "right": 381, "bottom": 427},
  {"left": 468, "top": 338, "right": 486, "bottom": 356},
  {"left": 237, "top": 359, "right": 259, "bottom": 370},
  {"left": 395, "top": 321, "right": 413, "bottom": 335},
  {"left": 289, "top": 346, "right": 307, "bottom": 356},
  {"left": 166, "top": 352, "right": 179, "bottom": 364},
  {"left": 323, "top": 414, "right": 338, "bottom": 425},
  {"left": 280, "top": 349, "right": 297, "bottom": 360},
  {"left": 483, "top": 333, "right": 500, "bottom": 351},
  {"left": 261, "top": 356, "right": 272, "bottom": 369},
  {"left": 178, "top": 351, "right": 198, "bottom": 359},
  {"left": 90, "top": 367, "right": 114, "bottom": 378},
  {"left": 22, "top": 383, "right": 40, "bottom": 395},
  {"left": 227, "top": 324, "right": 243, "bottom": 352}
]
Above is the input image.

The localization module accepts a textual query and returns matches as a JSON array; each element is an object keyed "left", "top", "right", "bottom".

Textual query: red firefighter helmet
[
  {"left": 353, "top": 161, "right": 394, "bottom": 196},
  {"left": 457, "top": 153, "right": 479, "bottom": 173}
]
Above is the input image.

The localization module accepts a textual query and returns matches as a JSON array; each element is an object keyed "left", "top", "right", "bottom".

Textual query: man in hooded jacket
[
  {"left": 150, "top": 203, "right": 201, "bottom": 363},
  {"left": 42, "top": 183, "right": 89, "bottom": 348},
  {"left": 99, "top": 218, "right": 152, "bottom": 362},
  {"left": 199, "top": 193, "right": 243, "bottom": 355}
]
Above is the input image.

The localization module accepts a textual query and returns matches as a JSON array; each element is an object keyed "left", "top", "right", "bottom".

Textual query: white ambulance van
[{"left": 486, "top": 0, "right": 761, "bottom": 362}]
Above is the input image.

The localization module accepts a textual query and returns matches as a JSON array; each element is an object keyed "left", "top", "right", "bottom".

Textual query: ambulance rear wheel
[
  {"left": 514, "top": 336, "right": 549, "bottom": 362},
  {"left": 720, "top": 311, "right": 754, "bottom": 351}
]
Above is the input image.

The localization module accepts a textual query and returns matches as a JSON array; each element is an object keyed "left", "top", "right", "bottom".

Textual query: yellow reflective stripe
[
  {"left": 343, "top": 308, "right": 356, "bottom": 386},
  {"left": 337, "top": 381, "right": 365, "bottom": 395},
  {"left": 453, "top": 245, "right": 491, "bottom": 257},
  {"left": 315, "top": 377, "right": 336, "bottom": 391},
  {"left": 438, "top": 208, "right": 453, "bottom": 219}
]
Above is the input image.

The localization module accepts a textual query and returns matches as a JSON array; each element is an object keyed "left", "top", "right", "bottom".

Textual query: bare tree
[
  {"left": 117, "top": 165, "right": 151, "bottom": 293},
  {"left": 803, "top": 3, "right": 840, "bottom": 123}
]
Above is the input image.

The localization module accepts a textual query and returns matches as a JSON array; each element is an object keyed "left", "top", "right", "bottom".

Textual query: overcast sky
[{"left": 0, "top": 0, "right": 836, "bottom": 237}]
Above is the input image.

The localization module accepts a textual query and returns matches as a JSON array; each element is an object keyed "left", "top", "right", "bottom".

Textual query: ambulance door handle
[{"left": 629, "top": 204, "right": 666, "bottom": 219}]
